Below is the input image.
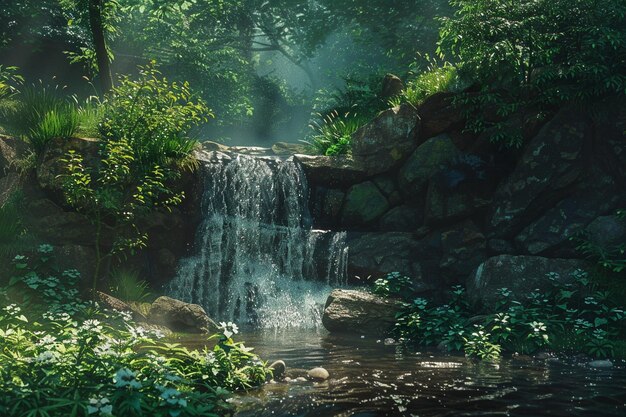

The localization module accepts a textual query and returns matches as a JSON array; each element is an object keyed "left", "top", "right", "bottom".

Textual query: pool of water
[{"left": 184, "top": 329, "right": 626, "bottom": 417}]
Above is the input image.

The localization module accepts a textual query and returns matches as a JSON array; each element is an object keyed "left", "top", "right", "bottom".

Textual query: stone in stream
[
  {"left": 307, "top": 367, "right": 330, "bottom": 381},
  {"left": 588, "top": 360, "right": 613, "bottom": 369},
  {"left": 148, "top": 296, "right": 219, "bottom": 334},
  {"left": 269, "top": 360, "right": 287, "bottom": 380},
  {"left": 322, "top": 289, "right": 404, "bottom": 336}
]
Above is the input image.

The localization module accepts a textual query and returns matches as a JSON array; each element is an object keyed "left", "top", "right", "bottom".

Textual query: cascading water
[{"left": 168, "top": 153, "right": 348, "bottom": 329}]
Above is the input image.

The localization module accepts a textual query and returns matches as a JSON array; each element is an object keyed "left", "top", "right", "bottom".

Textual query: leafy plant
[
  {"left": 60, "top": 137, "right": 185, "bottom": 294},
  {"left": 0, "top": 65, "right": 22, "bottom": 101},
  {"left": 304, "top": 110, "right": 366, "bottom": 156},
  {"left": 371, "top": 272, "right": 413, "bottom": 297},
  {"left": 0, "top": 82, "right": 80, "bottom": 153},
  {"left": 376, "top": 268, "right": 626, "bottom": 360},
  {"left": 109, "top": 268, "right": 152, "bottom": 303},
  {"left": 100, "top": 62, "right": 211, "bottom": 171}
]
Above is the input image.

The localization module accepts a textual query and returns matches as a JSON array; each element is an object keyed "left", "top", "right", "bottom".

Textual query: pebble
[
  {"left": 384, "top": 338, "right": 396, "bottom": 346},
  {"left": 588, "top": 360, "right": 613, "bottom": 368},
  {"left": 294, "top": 377, "right": 307, "bottom": 382},
  {"left": 307, "top": 367, "right": 330, "bottom": 381}
]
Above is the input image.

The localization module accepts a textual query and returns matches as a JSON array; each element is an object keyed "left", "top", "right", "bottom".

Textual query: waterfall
[{"left": 168, "top": 153, "right": 348, "bottom": 329}]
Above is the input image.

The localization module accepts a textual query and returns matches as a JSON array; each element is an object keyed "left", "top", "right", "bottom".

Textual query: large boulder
[
  {"left": 380, "top": 74, "right": 404, "bottom": 99},
  {"left": 424, "top": 176, "right": 493, "bottom": 225},
  {"left": 417, "top": 93, "right": 466, "bottom": 140},
  {"left": 294, "top": 154, "right": 368, "bottom": 187},
  {"left": 351, "top": 104, "right": 420, "bottom": 175},
  {"left": 379, "top": 205, "right": 420, "bottom": 231},
  {"left": 341, "top": 181, "right": 390, "bottom": 225},
  {"left": 148, "top": 296, "right": 218, "bottom": 334},
  {"left": 585, "top": 215, "right": 626, "bottom": 251},
  {"left": 489, "top": 107, "right": 590, "bottom": 236},
  {"left": 94, "top": 291, "right": 148, "bottom": 321},
  {"left": 322, "top": 289, "right": 404, "bottom": 336},
  {"left": 347, "top": 232, "right": 423, "bottom": 283},
  {"left": 398, "top": 134, "right": 460, "bottom": 198},
  {"left": 467, "top": 255, "right": 591, "bottom": 306},
  {"left": 271, "top": 142, "right": 311, "bottom": 156},
  {"left": 439, "top": 220, "right": 487, "bottom": 281}
]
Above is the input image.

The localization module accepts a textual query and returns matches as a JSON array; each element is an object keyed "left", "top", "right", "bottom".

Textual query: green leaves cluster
[
  {"left": 377, "top": 270, "right": 626, "bottom": 360},
  {"left": 0, "top": 247, "right": 269, "bottom": 417},
  {"left": 438, "top": 0, "right": 626, "bottom": 147},
  {"left": 100, "top": 62, "right": 211, "bottom": 171},
  {"left": 304, "top": 110, "right": 366, "bottom": 156}
]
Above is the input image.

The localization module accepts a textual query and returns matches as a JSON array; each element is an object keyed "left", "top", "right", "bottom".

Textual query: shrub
[
  {"left": 377, "top": 270, "right": 626, "bottom": 360},
  {"left": 109, "top": 268, "right": 152, "bottom": 303},
  {"left": 304, "top": 110, "right": 366, "bottom": 156},
  {"left": 0, "top": 247, "right": 269, "bottom": 417},
  {"left": 100, "top": 62, "right": 212, "bottom": 171},
  {"left": 0, "top": 65, "right": 22, "bottom": 101}
]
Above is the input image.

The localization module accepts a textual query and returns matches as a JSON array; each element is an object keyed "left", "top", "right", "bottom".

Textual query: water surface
[{"left": 186, "top": 329, "right": 626, "bottom": 417}]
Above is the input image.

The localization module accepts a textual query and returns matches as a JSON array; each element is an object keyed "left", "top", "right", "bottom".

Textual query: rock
[
  {"left": 515, "top": 168, "right": 624, "bottom": 255},
  {"left": 0, "top": 135, "right": 28, "bottom": 175},
  {"left": 0, "top": 172, "right": 23, "bottom": 205},
  {"left": 294, "top": 154, "right": 368, "bottom": 187},
  {"left": 588, "top": 360, "right": 613, "bottom": 369},
  {"left": 424, "top": 176, "right": 493, "bottom": 225},
  {"left": 467, "top": 255, "right": 591, "bottom": 305},
  {"left": 322, "top": 289, "right": 404, "bottom": 336},
  {"left": 380, "top": 74, "right": 404, "bottom": 99},
  {"left": 269, "top": 360, "right": 287, "bottom": 379},
  {"left": 148, "top": 296, "right": 218, "bottom": 334},
  {"left": 347, "top": 232, "right": 423, "bottom": 282},
  {"left": 417, "top": 93, "right": 466, "bottom": 140},
  {"left": 586, "top": 215, "right": 626, "bottom": 250},
  {"left": 351, "top": 104, "right": 420, "bottom": 175},
  {"left": 487, "top": 239, "right": 516, "bottom": 255},
  {"left": 379, "top": 205, "right": 420, "bottom": 232},
  {"left": 271, "top": 142, "right": 311, "bottom": 156},
  {"left": 489, "top": 107, "right": 590, "bottom": 236},
  {"left": 27, "top": 198, "right": 101, "bottom": 246},
  {"left": 201, "top": 141, "right": 229, "bottom": 152},
  {"left": 341, "top": 181, "right": 389, "bottom": 225},
  {"left": 136, "top": 322, "right": 173, "bottom": 337},
  {"left": 384, "top": 338, "right": 396, "bottom": 346},
  {"left": 37, "top": 137, "right": 100, "bottom": 195},
  {"left": 399, "top": 134, "right": 460, "bottom": 198},
  {"left": 439, "top": 220, "right": 487, "bottom": 280},
  {"left": 307, "top": 367, "right": 330, "bottom": 381}
]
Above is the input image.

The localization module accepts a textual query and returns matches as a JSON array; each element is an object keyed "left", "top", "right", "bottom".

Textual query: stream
[{"left": 183, "top": 329, "right": 626, "bottom": 417}]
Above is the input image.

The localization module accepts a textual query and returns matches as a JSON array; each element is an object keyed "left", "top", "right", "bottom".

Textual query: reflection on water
[{"left": 182, "top": 329, "right": 626, "bottom": 417}]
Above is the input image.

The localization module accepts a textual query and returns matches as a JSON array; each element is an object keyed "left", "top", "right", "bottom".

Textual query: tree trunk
[{"left": 89, "top": 0, "right": 113, "bottom": 93}]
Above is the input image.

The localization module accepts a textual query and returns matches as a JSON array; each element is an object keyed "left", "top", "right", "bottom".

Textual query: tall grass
[
  {"left": 0, "top": 82, "right": 80, "bottom": 153},
  {"left": 390, "top": 62, "right": 459, "bottom": 107},
  {"left": 108, "top": 268, "right": 153, "bottom": 303},
  {"left": 304, "top": 111, "right": 367, "bottom": 156}
]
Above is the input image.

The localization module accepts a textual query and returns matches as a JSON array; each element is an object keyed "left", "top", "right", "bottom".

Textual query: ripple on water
[{"left": 182, "top": 329, "right": 626, "bottom": 417}]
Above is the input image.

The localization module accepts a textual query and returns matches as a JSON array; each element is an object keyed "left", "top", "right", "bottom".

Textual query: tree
[{"left": 88, "top": 0, "right": 113, "bottom": 92}]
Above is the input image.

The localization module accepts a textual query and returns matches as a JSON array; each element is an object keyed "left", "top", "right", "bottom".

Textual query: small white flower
[
  {"left": 3, "top": 304, "right": 21, "bottom": 315},
  {"left": 36, "top": 335, "right": 57, "bottom": 348},
  {"left": 80, "top": 319, "right": 103, "bottom": 333},
  {"left": 219, "top": 322, "right": 239, "bottom": 339}
]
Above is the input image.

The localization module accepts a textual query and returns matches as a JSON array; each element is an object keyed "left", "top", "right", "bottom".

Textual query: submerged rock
[
  {"left": 307, "top": 367, "right": 330, "bottom": 381},
  {"left": 148, "top": 296, "right": 218, "bottom": 334},
  {"left": 588, "top": 360, "right": 613, "bottom": 369},
  {"left": 322, "top": 289, "right": 404, "bottom": 336}
]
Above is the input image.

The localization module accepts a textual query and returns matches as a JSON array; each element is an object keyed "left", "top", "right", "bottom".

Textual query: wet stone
[{"left": 308, "top": 367, "right": 330, "bottom": 381}]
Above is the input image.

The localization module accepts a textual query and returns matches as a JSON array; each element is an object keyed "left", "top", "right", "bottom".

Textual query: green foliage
[
  {"left": 109, "top": 268, "right": 152, "bottom": 303},
  {"left": 0, "top": 65, "right": 23, "bottom": 101},
  {"left": 378, "top": 269, "right": 626, "bottom": 360},
  {"left": 60, "top": 136, "right": 184, "bottom": 291},
  {"left": 100, "top": 62, "right": 211, "bottom": 171},
  {"left": 371, "top": 272, "right": 413, "bottom": 298},
  {"left": 438, "top": 0, "right": 626, "bottom": 147},
  {"left": 391, "top": 59, "right": 459, "bottom": 107},
  {"left": 0, "top": 246, "right": 269, "bottom": 417},
  {"left": 0, "top": 82, "right": 80, "bottom": 153},
  {"left": 0, "top": 192, "right": 31, "bottom": 258},
  {"left": 304, "top": 110, "right": 366, "bottom": 156}
]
